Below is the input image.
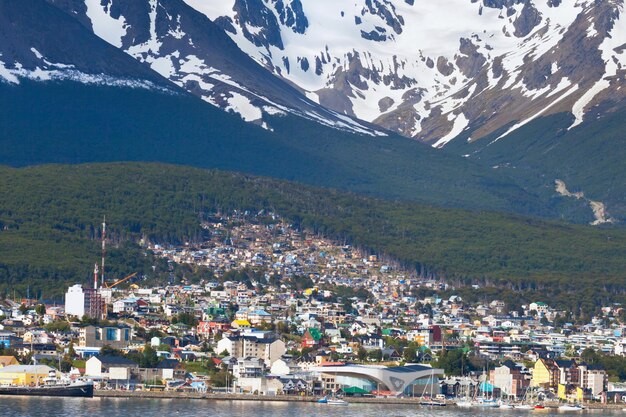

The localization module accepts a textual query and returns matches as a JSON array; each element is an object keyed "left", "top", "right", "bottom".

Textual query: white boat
[
  {"left": 514, "top": 404, "right": 534, "bottom": 410},
  {"left": 326, "top": 398, "right": 349, "bottom": 406},
  {"left": 473, "top": 397, "right": 499, "bottom": 407},
  {"left": 454, "top": 398, "right": 499, "bottom": 408},
  {"left": 499, "top": 403, "right": 514, "bottom": 409},
  {"left": 558, "top": 404, "right": 584, "bottom": 411},
  {"left": 419, "top": 400, "right": 446, "bottom": 407}
]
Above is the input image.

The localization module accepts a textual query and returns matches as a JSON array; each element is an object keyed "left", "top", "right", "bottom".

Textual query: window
[{"left": 106, "top": 328, "right": 117, "bottom": 341}]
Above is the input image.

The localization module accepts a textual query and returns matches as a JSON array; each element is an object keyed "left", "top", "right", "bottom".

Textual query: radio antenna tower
[
  {"left": 101, "top": 216, "right": 106, "bottom": 288},
  {"left": 94, "top": 263, "right": 99, "bottom": 290}
]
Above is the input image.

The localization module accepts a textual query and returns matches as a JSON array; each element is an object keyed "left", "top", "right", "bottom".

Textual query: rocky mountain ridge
[
  {"left": 42, "top": 0, "right": 385, "bottom": 135},
  {"left": 190, "top": 0, "right": 626, "bottom": 145}
]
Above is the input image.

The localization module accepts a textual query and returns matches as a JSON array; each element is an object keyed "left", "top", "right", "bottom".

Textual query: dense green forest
[
  {"left": 0, "top": 163, "right": 625, "bottom": 312},
  {"left": 0, "top": 80, "right": 592, "bottom": 222}
]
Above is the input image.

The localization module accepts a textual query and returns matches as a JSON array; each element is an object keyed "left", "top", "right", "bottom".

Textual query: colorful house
[
  {"left": 231, "top": 319, "right": 252, "bottom": 329},
  {"left": 531, "top": 358, "right": 559, "bottom": 388},
  {"left": 558, "top": 384, "right": 586, "bottom": 402},
  {"left": 302, "top": 328, "right": 323, "bottom": 348}
]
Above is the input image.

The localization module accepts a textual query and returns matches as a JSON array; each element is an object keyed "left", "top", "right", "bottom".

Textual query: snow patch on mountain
[
  {"left": 0, "top": 61, "right": 167, "bottom": 91},
  {"left": 434, "top": 113, "right": 469, "bottom": 148},
  {"left": 85, "top": 0, "right": 127, "bottom": 48},
  {"left": 226, "top": 92, "right": 263, "bottom": 121},
  {"left": 569, "top": 78, "right": 611, "bottom": 129},
  {"left": 0, "top": 60, "right": 20, "bottom": 84}
]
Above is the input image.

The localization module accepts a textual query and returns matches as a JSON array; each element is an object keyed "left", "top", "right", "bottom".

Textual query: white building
[
  {"left": 65, "top": 284, "right": 103, "bottom": 319},
  {"left": 233, "top": 357, "right": 264, "bottom": 379},
  {"left": 112, "top": 298, "right": 139, "bottom": 314},
  {"left": 614, "top": 338, "right": 626, "bottom": 356},
  {"left": 65, "top": 285, "right": 87, "bottom": 317},
  {"left": 85, "top": 356, "right": 138, "bottom": 380},
  {"left": 270, "top": 358, "right": 302, "bottom": 376},
  {"left": 217, "top": 331, "right": 286, "bottom": 366}
]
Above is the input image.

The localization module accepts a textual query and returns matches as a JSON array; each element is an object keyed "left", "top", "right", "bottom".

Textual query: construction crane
[{"left": 104, "top": 272, "right": 138, "bottom": 289}]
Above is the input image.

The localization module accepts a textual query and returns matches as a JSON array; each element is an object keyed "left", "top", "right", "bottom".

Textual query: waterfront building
[
  {"left": 85, "top": 355, "right": 139, "bottom": 380},
  {"left": 579, "top": 364, "right": 608, "bottom": 396},
  {"left": 489, "top": 360, "right": 529, "bottom": 399},
  {"left": 0, "top": 364, "right": 56, "bottom": 385},
  {"left": 531, "top": 358, "right": 559, "bottom": 388},
  {"left": 217, "top": 331, "right": 286, "bottom": 366},
  {"left": 312, "top": 363, "right": 444, "bottom": 396}
]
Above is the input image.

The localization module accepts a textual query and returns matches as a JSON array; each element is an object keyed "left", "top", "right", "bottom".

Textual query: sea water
[{"left": 0, "top": 397, "right": 621, "bottom": 417}]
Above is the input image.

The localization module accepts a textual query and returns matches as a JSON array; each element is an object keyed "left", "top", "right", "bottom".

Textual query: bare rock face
[
  {"left": 456, "top": 38, "right": 487, "bottom": 79},
  {"left": 437, "top": 57, "right": 455, "bottom": 76},
  {"left": 378, "top": 97, "right": 395, "bottom": 112},
  {"left": 513, "top": 2, "right": 542, "bottom": 37}
]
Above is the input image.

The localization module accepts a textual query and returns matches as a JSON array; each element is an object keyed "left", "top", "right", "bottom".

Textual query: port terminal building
[{"left": 311, "top": 363, "right": 444, "bottom": 396}]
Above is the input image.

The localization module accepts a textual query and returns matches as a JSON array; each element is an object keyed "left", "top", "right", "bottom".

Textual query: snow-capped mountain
[
  {"left": 42, "top": 0, "right": 384, "bottom": 135},
  {"left": 187, "top": 0, "right": 626, "bottom": 146}
]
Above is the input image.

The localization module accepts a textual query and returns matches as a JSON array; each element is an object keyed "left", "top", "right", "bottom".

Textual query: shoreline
[{"left": 93, "top": 391, "right": 626, "bottom": 409}]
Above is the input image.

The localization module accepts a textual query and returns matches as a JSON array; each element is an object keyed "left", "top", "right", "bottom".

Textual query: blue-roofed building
[{"left": 0, "top": 331, "right": 16, "bottom": 348}]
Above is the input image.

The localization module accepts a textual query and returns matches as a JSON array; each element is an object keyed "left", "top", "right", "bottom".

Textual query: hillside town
[{"left": 1, "top": 212, "right": 626, "bottom": 405}]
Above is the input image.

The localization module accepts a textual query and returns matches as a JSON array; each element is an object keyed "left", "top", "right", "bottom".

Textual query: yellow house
[
  {"left": 575, "top": 387, "right": 584, "bottom": 402},
  {"left": 558, "top": 384, "right": 584, "bottom": 401},
  {"left": 0, "top": 356, "right": 18, "bottom": 368},
  {"left": 0, "top": 365, "right": 56, "bottom": 386},
  {"left": 231, "top": 319, "right": 251, "bottom": 329},
  {"left": 531, "top": 358, "right": 558, "bottom": 388}
]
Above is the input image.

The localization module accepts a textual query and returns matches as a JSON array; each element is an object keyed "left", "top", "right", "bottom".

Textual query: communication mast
[
  {"left": 94, "top": 263, "right": 99, "bottom": 290},
  {"left": 101, "top": 216, "right": 106, "bottom": 288}
]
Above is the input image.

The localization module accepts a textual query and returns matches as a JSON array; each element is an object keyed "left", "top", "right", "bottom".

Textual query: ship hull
[{"left": 0, "top": 382, "right": 94, "bottom": 398}]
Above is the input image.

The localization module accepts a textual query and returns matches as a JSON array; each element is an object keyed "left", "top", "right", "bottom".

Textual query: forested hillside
[{"left": 1, "top": 163, "right": 625, "bottom": 313}]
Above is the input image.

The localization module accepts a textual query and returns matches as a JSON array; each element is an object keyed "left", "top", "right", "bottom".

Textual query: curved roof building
[{"left": 312, "top": 363, "right": 444, "bottom": 396}]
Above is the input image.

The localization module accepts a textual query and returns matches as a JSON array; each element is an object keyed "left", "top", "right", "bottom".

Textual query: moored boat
[
  {"left": 558, "top": 404, "right": 584, "bottom": 411},
  {"left": 419, "top": 400, "right": 446, "bottom": 407},
  {"left": 0, "top": 380, "right": 94, "bottom": 398},
  {"left": 326, "top": 398, "right": 349, "bottom": 406}
]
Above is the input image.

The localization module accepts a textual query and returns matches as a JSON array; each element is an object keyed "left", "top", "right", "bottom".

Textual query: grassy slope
[{"left": 1, "top": 163, "right": 625, "bottom": 311}]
